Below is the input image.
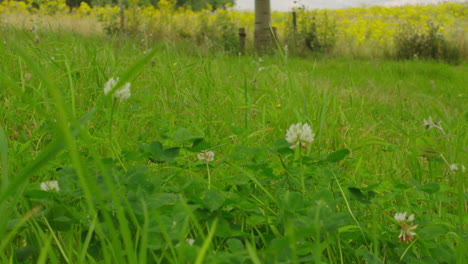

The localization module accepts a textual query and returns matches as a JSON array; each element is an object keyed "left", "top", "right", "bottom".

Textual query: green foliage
[
  {"left": 149, "top": 0, "right": 234, "bottom": 10},
  {"left": 65, "top": 0, "right": 92, "bottom": 10},
  {"left": 197, "top": 10, "right": 238, "bottom": 53},
  {"left": 0, "top": 28, "right": 466, "bottom": 263},
  {"left": 100, "top": 13, "right": 121, "bottom": 35},
  {"left": 394, "top": 21, "right": 462, "bottom": 64},
  {"left": 295, "top": 10, "right": 337, "bottom": 54}
]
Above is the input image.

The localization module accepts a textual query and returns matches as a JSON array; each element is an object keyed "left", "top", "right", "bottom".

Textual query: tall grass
[{"left": 0, "top": 27, "right": 466, "bottom": 263}]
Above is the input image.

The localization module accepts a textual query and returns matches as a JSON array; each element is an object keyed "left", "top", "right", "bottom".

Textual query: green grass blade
[
  {"left": 0, "top": 126, "right": 8, "bottom": 191},
  {"left": 194, "top": 218, "right": 218, "bottom": 264}
]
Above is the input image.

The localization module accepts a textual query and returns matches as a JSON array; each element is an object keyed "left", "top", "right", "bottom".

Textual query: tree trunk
[{"left": 254, "top": 0, "right": 273, "bottom": 52}]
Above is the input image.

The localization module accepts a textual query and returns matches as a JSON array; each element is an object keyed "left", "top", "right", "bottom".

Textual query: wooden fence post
[
  {"left": 292, "top": 11, "right": 297, "bottom": 32},
  {"left": 239, "top": 28, "right": 246, "bottom": 54},
  {"left": 291, "top": 11, "right": 298, "bottom": 47}
]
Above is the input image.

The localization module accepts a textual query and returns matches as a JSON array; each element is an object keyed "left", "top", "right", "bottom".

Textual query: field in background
[
  {"left": 0, "top": 3, "right": 467, "bottom": 264},
  {"left": 1, "top": 0, "right": 467, "bottom": 58}
]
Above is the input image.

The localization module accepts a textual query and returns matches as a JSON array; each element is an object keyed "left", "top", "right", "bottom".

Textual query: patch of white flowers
[
  {"left": 40, "top": 181, "right": 60, "bottom": 192},
  {"left": 285, "top": 123, "right": 315, "bottom": 149},
  {"left": 104, "top": 77, "right": 131, "bottom": 102}
]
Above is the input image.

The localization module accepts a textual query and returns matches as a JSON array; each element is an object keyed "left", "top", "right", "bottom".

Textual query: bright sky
[{"left": 234, "top": 0, "right": 467, "bottom": 11}]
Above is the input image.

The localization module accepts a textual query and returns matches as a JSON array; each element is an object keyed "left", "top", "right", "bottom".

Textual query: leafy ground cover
[{"left": 0, "top": 28, "right": 467, "bottom": 263}]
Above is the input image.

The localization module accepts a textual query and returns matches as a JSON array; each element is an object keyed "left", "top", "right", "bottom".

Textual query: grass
[
  {"left": 0, "top": 26, "right": 467, "bottom": 263},
  {"left": 1, "top": 12, "right": 103, "bottom": 36}
]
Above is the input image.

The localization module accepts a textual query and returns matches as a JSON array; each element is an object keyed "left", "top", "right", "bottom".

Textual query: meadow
[{"left": 1, "top": 2, "right": 467, "bottom": 264}]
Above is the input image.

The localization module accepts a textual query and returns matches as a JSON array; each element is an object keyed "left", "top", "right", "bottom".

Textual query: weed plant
[
  {"left": 0, "top": 26, "right": 467, "bottom": 263},
  {"left": 394, "top": 21, "right": 462, "bottom": 64},
  {"left": 294, "top": 10, "right": 337, "bottom": 55}
]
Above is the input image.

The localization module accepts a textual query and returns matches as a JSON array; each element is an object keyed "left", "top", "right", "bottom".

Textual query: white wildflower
[
  {"left": 422, "top": 116, "right": 441, "bottom": 131},
  {"left": 394, "top": 212, "right": 418, "bottom": 243},
  {"left": 40, "top": 181, "right": 60, "bottom": 192},
  {"left": 197, "top": 150, "right": 214, "bottom": 163},
  {"left": 398, "top": 223, "right": 418, "bottom": 243},
  {"left": 186, "top": 238, "right": 195, "bottom": 246},
  {"left": 114, "top": 83, "right": 131, "bottom": 101},
  {"left": 285, "top": 122, "right": 315, "bottom": 149},
  {"left": 103, "top": 77, "right": 117, "bottom": 95},
  {"left": 104, "top": 77, "right": 131, "bottom": 102},
  {"left": 394, "top": 212, "right": 407, "bottom": 223},
  {"left": 449, "top": 163, "right": 466, "bottom": 173}
]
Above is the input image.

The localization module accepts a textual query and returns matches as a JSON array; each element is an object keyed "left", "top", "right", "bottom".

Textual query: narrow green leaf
[{"left": 0, "top": 126, "right": 8, "bottom": 191}]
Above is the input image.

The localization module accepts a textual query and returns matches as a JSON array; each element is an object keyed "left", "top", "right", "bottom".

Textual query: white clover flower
[
  {"left": 394, "top": 212, "right": 407, "bottom": 223},
  {"left": 104, "top": 77, "right": 118, "bottom": 95},
  {"left": 285, "top": 122, "right": 315, "bottom": 149},
  {"left": 394, "top": 212, "right": 418, "bottom": 243},
  {"left": 104, "top": 77, "right": 131, "bottom": 102},
  {"left": 114, "top": 83, "right": 131, "bottom": 101},
  {"left": 449, "top": 163, "right": 466, "bottom": 172},
  {"left": 398, "top": 224, "right": 418, "bottom": 243},
  {"left": 197, "top": 150, "right": 214, "bottom": 163},
  {"left": 40, "top": 181, "right": 60, "bottom": 192},
  {"left": 186, "top": 238, "right": 195, "bottom": 246}
]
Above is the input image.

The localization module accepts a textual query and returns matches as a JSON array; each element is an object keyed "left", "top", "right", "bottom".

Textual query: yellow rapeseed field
[{"left": 1, "top": 0, "right": 466, "bottom": 57}]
